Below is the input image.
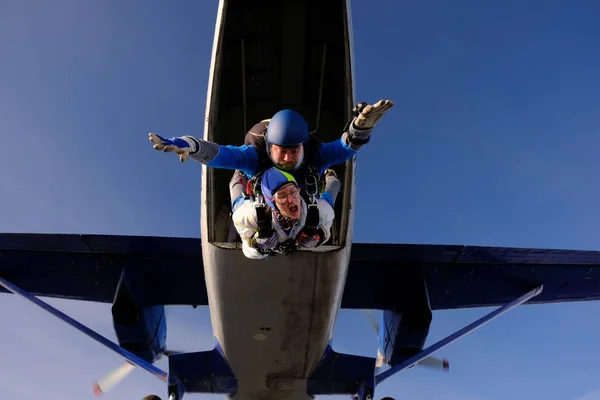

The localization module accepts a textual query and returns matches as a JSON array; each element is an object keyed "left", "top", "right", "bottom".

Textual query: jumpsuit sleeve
[
  {"left": 313, "top": 122, "right": 376, "bottom": 174},
  {"left": 232, "top": 200, "right": 268, "bottom": 259},
  {"left": 316, "top": 198, "right": 335, "bottom": 245},
  {"left": 188, "top": 139, "right": 260, "bottom": 178},
  {"left": 314, "top": 139, "right": 357, "bottom": 174}
]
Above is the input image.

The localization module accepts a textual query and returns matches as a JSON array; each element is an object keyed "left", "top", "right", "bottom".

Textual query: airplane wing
[
  {"left": 0, "top": 233, "right": 208, "bottom": 307},
  {"left": 4, "top": 234, "right": 600, "bottom": 311},
  {"left": 342, "top": 243, "right": 600, "bottom": 311}
]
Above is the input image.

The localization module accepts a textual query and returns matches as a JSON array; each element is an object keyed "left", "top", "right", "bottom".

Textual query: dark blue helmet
[
  {"left": 265, "top": 110, "right": 309, "bottom": 172},
  {"left": 266, "top": 110, "right": 309, "bottom": 146}
]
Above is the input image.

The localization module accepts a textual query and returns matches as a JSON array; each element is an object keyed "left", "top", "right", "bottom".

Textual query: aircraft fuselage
[{"left": 200, "top": 1, "right": 357, "bottom": 399}]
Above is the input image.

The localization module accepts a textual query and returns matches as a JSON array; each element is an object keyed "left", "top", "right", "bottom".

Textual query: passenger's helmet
[
  {"left": 261, "top": 167, "right": 298, "bottom": 210},
  {"left": 266, "top": 110, "right": 309, "bottom": 171}
]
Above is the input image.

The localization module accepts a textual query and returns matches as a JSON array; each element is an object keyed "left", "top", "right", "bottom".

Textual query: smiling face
[{"left": 273, "top": 182, "right": 302, "bottom": 219}]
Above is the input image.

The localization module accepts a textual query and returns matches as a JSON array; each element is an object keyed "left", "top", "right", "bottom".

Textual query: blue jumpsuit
[
  {"left": 205, "top": 137, "right": 357, "bottom": 180},
  {"left": 186, "top": 121, "right": 374, "bottom": 209}
]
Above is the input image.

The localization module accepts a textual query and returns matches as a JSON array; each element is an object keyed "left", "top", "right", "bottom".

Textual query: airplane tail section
[
  {"left": 307, "top": 345, "right": 376, "bottom": 396},
  {"left": 168, "top": 342, "right": 238, "bottom": 396}
]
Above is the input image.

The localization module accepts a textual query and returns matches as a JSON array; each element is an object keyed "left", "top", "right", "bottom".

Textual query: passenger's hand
[
  {"left": 148, "top": 133, "right": 196, "bottom": 162},
  {"left": 297, "top": 230, "right": 322, "bottom": 248},
  {"left": 353, "top": 99, "right": 394, "bottom": 129},
  {"left": 255, "top": 232, "right": 279, "bottom": 252}
]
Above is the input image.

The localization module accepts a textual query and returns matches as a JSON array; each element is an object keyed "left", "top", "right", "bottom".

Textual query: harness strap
[
  {"left": 302, "top": 165, "right": 321, "bottom": 233},
  {"left": 303, "top": 204, "right": 320, "bottom": 235},
  {"left": 254, "top": 202, "right": 273, "bottom": 238},
  {"left": 245, "top": 168, "right": 274, "bottom": 238}
]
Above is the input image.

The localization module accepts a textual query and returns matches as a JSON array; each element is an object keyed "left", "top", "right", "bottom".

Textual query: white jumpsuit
[{"left": 232, "top": 198, "right": 335, "bottom": 259}]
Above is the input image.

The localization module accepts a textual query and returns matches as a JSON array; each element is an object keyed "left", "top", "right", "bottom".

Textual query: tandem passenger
[{"left": 231, "top": 167, "right": 337, "bottom": 259}]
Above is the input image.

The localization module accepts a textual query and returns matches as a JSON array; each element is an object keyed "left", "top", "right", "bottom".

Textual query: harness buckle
[{"left": 304, "top": 166, "right": 320, "bottom": 205}]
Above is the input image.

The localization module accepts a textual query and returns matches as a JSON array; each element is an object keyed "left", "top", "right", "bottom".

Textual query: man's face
[
  {"left": 269, "top": 144, "right": 304, "bottom": 171},
  {"left": 274, "top": 182, "right": 301, "bottom": 219}
]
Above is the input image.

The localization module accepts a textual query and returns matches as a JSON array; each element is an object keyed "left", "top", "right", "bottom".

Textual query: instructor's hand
[
  {"left": 353, "top": 99, "right": 394, "bottom": 129},
  {"left": 149, "top": 133, "right": 196, "bottom": 162}
]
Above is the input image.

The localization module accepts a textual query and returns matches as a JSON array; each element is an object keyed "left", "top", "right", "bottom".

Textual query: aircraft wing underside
[
  {"left": 343, "top": 243, "right": 600, "bottom": 311},
  {"left": 2, "top": 234, "right": 600, "bottom": 311},
  {"left": 0, "top": 233, "right": 208, "bottom": 307}
]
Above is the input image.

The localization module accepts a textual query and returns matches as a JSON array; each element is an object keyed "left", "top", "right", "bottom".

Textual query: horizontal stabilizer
[
  {"left": 307, "top": 345, "right": 376, "bottom": 395},
  {"left": 168, "top": 344, "right": 237, "bottom": 395}
]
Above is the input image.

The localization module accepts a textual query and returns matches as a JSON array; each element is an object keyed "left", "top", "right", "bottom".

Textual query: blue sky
[{"left": 2, "top": 0, "right": 600, "bottom": 399}]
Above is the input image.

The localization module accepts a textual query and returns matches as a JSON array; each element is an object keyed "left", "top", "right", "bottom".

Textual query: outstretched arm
[
  {"left": 315, "top": 99, "right": 394, "bottom": 173},
  {"left": 148, "top": 134, "right": 260, "bottom": 178}
]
